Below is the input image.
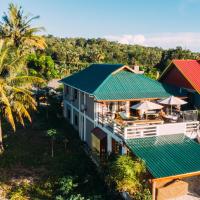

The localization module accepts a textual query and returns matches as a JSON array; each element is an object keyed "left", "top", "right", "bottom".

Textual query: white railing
[
  {"left": 124, "top": 121, "right": 199, "bottom": 139},
  {"left": 97, "top": 112, "right": 199, "bottom": 140}
]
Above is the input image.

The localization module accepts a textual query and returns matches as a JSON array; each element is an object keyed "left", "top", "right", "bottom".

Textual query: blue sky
[{"left": 1, "top": 0, "right": 200, "bottom": 51}]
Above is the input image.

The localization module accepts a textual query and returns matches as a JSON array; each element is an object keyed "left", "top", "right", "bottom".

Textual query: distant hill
[{"left": 43, "top": 35, "right": 199, "bottom": 78}]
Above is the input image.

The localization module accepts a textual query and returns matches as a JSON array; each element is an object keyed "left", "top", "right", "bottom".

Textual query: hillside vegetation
[{"left": 41, "top": 36, "right": 199, "bottom": 79}]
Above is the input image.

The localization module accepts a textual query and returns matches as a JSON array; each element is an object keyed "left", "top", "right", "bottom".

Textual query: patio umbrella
[
  {"left": 131, "top": 101, "right": 163, "bottom": 110},
  {"left": 158, "top": 96, "right": 187, "bottom": 114},
  {"left": 131, "top": 101, "right": 163, "bottom": 119},
  {"left": 158, "top": 96, "right": 187, "bottom": 105}
]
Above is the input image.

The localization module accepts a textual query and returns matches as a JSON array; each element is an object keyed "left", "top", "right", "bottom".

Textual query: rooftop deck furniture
[
  {"left": 164, "top": 114, "right": 178, "bottom": 123},
  {"left": 118, "top": 111, "right": 129, "bottom": 120}
]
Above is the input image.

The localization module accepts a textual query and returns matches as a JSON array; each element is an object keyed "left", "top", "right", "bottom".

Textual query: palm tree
[
  {"left": 0, "top": 40, "right": 44, "bottom": 152},
  {"left": 0, "top": 3, "right": 46, "bottom": 51}
]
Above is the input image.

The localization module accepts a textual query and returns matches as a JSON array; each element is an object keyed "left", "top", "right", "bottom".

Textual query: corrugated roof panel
[
  {"left": 60, "top": 64, "right": 124, "bottom": 93},
  {"left": 126, "top": 134, "right": 200, "bottom": 178},
  {"left": 60, "top": 63, "right": 184, "bottom": 100},
  {"left": 173, "top": 59, "right": 200, "bottom": 94},
  {"left": 94, "top": 70, "right": 183, "bottom": 100}
]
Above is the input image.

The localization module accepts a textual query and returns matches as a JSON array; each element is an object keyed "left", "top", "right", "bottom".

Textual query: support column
[
  {"left": 121, "top": 145, "right": 127, "bottom": 155},
  {"left": 125, "top": 101, "right": 130, "bottom": 118},
  {"left": 94, "top": 101, "right": 97, "bottom": 127},
  {"left": 63, "top": 101, "right": 67, "bottom": 118},
  {"left": 71, "top": 107, "right": 73, "bottom": 125},
  {"left": 107, "top": 135, "right": 112, "bottom": 154},
  {"left": 78, "top": 91, "right": 81, "bottom": 138},
  {"left": 83, "top": 93, "right": 86, "bottom": 141},
  {"left": 71, "top": 87, "right": 73, "bottom": 125},
  {"left": 152, "top": 181, "right": 156, "bottom": 200}
]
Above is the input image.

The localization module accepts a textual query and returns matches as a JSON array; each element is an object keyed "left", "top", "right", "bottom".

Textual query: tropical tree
[
  {"left": 0, "top": 3, "right": 46, "bottom": 51},
  {"left": 106, "top": 155, "right": 146, "bottom": 195},
  {"left": 27, "top": 53, "right": 58, "bottom": 80},
  {"left": 47, "top": 128, "right": 58, "bottom": 157},
  {"left": 0, "top": 40, "right": 44, "bottom": 152}
]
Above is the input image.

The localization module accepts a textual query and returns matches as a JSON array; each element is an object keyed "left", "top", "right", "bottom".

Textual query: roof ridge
[{"left": 93, "top": 67, "right": 136, "bottom": 95}]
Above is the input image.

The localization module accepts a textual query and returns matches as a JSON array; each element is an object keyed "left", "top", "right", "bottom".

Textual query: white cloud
[
  {"left": 104, "top": 32, "right": 200, "bottom": 52},
  {"left": 105, "top": 34, "right": 145, "bottom": 45}
]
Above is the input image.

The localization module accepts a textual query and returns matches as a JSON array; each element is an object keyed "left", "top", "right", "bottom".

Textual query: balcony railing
[{"left": 97, "top": 112, "right": 199, "bottom": 140}]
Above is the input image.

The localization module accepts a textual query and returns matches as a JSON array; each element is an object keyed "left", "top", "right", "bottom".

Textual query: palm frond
[
  {"left": 0, "top": 87, "right": 15, "bottom": 131},
  {"left": 11, "top": 86, "right": 37, "bottom": 110},
  {"left": 12, "top": 101, "right": 32, "bottom": 126},
  {"left": 9, "top": 76, "right": 45, "bottom": 87}
]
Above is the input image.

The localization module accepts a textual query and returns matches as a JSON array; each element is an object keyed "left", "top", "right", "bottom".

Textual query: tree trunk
[
  {"left": 0, "top": 117, "right": 4, "bottom": 153},
  {"left": 51, "top": 139, "right": 54, "bottom": 158}
]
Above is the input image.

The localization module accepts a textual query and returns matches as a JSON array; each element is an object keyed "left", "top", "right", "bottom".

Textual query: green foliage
[
  {"left": 8, "top": 185, "right": 28, "bottom": 200},
  {"left": 47, "top": 128, "right": 57, "bottom": 138},
  {"left": 0, "top": 3, "right": 46, "bottom": 51},
  {"left": 0, "top": 108, "right": 110, "bottom": 199},
  {"left": 44, "top": 36, "right": 199, "bottom": 78},
  {"left": 58, "top": 176, "right": 78, "bottom": 196},
  {"left": 106, "top": 155, "right": 147, "bottom": 195},
  {"left": 55, "top": 176, "right": 87, "bottom": 200},
  {"left": 134, "top": 188, "right": 152, "bottom": 200},
  {"left": 27, "top": 53, "right": 58, "bottom": 80}
]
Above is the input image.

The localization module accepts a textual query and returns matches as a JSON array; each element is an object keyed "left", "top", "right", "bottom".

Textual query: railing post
[
  {"left": 141, "top": 130, "right": 144, "bottom": 137},
  {"left": 124, "top": 127, "right": 128, "bottom": 139},
  {"left": 156, "top": 125, "right": 159, "bottom": 136},
  {"left": 185, "top": 122, "right": 187, "bottom": 135},
  {"left": 113, "top": 123, "right": 116, "bottom": 134}
]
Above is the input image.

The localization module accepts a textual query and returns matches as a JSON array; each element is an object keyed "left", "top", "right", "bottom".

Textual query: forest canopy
[{"left": 41, "top": 35, "right": 199, "bottom": 79}]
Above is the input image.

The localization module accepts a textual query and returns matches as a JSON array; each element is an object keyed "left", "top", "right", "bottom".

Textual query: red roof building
[{"left": 160, "top": 59, "right": 200, "bottom": 93}]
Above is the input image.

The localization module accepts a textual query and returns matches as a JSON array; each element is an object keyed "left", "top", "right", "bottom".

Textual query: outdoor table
[{"left": 164, "top": 115, "right": 178, "bottom": 121}]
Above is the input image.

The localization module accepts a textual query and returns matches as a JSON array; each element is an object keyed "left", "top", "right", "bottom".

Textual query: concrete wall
[
  {"left": 63, "top": 84, "right": 96, "bottom": 148},
  {"left": 73, "top": 109, "right": 79, "bottom": 131},
  {"left": 85, "top": 119, "right": 95, "bottom": 147},
  {"left": 71, "top": 88, "right": 79, "bottom": 109},
  {"left": 63, "top": 85, "right": 79, "bottom": 109},
  {"left": 63, "top": 101, "right": 71, "bottom": 121},
  {"left": 85, "top": 94, "right": 94, "bottom": 119},
  {"left": 64, "top": 85, "right": 70, "bottom": 101}
]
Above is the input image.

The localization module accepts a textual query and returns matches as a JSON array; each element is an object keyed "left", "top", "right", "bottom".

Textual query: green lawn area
[{"left": 0, "top": 108, "right": 117, "bottom": 200}]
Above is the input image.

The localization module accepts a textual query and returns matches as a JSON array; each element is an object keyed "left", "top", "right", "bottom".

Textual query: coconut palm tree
[
  {"left": 0, "top": 40, "right": 44, "bottom": 152},
  {"left": 0, "top": 3, "right": 46, "bottom": 51}
]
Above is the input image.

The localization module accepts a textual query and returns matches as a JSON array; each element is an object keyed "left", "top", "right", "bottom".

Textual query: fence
[{"left": 97, "top": 112, "right": 199, "bottom": 140}]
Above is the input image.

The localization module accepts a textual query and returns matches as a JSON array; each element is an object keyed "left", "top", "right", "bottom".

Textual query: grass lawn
[{"left": 0, "top": 108, "right": 116, "bottom": 200}]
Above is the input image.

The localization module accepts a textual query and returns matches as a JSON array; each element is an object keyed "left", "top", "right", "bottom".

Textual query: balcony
[{"left": 96, "top": 110, "right": 199, "bottom": 140}]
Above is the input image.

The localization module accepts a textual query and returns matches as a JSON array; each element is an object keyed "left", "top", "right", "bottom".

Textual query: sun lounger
[{"left": 118, "top": 112, "right": 129, "bottom": 120}]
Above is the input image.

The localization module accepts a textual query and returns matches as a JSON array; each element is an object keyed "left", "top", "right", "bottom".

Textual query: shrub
[
  {"left": 55, "top": 176, "right": 86, "bottom": 200},
  {"left": 106, "top": 155, "right": 147, "bottom": 195}
]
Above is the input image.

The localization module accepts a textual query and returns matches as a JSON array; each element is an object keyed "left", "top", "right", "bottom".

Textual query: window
[
  {"left": 74, "top": 89, "right": 78, "bottom": 100},
  {"left": 67, "top": 109, "right": 71, "bottom": 119},
  {"left": 75, "top": 115, "right": 78, "bottom": 126}
]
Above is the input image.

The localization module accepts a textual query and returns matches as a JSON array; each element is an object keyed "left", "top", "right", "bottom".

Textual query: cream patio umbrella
[
  {"left": 131, "top": 101, "right": 163, "bottom": 110},
  {"left": 131, "top": 101, "right": 163, "bottom": 119},
  {"left": 158, "top": 96, "right": 187, "bottom": 114}
]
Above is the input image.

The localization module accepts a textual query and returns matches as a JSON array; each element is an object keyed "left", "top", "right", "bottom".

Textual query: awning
[
  {"left": 126, "top": 134, "right": 200, "bottom": 180},
  {"left": 91, "top": 127, "right": 107, "bottom": 140}
]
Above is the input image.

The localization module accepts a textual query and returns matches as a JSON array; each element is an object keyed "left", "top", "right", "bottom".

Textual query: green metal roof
[
  {"left": 93, "top": 70, "right": 181, "bottom": 100},
  {"left": 60, "top": 64, "right": 184, "bottom": 100},
  {"left": 60, "top": 64, "right": 124, "bottom": 93},
  {"left": 126, "top": 134, "right": 200, "bottom": 179}
]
